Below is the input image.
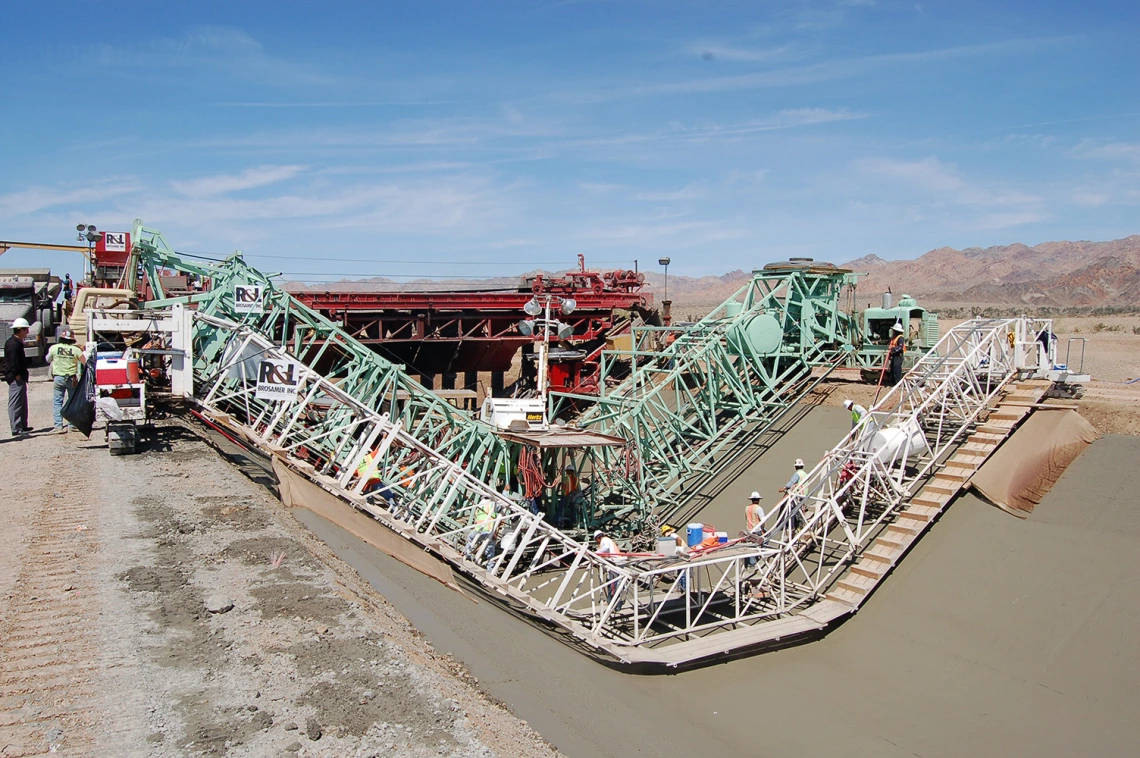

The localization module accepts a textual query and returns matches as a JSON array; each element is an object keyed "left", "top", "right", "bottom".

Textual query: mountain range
[
  {"left": 287, "top": 235, "right": 1140, "bottom": 311},
  {"left": 842, "top": 236, "right": 1140, "bottom": 307}
]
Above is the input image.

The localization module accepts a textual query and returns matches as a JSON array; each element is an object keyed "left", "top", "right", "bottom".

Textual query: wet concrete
[{"left": 294, "top": 405, "right": 1140, "bottom": 757}]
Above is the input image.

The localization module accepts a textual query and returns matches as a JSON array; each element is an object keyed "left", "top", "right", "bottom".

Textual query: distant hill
[
  {"left": 842, "top": 236, "right": 1140, "bottom": 306},
  {"left": 284, "top": 236, "right": 1140, "bottom": 312}
]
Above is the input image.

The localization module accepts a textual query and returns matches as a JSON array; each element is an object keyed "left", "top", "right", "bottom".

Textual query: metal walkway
[{"left": 185, "top": 303, "right": 1076, "bottom": 668}]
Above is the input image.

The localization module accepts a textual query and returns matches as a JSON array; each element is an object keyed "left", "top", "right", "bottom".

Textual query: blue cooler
[{"left": 686, "top": 522, "right": 704, "bottom": 547}]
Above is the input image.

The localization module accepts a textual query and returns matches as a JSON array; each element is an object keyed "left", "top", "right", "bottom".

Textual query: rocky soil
[{"left": 0, "top": 369, "right": 558, "bottom": 758}]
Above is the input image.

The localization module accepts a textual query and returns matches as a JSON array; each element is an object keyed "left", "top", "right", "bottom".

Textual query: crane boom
[{"left": 0, "top": 241, "right": 91, "bottom": 260}]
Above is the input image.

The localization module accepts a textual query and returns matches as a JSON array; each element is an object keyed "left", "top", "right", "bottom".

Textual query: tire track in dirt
[{"left": 0, "top": 449, "right": 99, "bottom": 758}]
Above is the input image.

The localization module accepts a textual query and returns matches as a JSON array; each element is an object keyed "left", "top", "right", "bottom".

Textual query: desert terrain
[{"left": 0, "top": 373, "right": 558, "bottom": 758}]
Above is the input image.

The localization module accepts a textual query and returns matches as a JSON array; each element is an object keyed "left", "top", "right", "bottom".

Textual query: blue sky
[{"left": 1, "top": 1, "right": 1137, "bottom": 282}]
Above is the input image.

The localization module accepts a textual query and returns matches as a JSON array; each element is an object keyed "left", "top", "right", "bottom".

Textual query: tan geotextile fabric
[
  {"left": 271, "top": 456, "right": 466, "bottom": 594},
  {"left": 970, "top": 409, "right": 1099, "bottom": 517}
]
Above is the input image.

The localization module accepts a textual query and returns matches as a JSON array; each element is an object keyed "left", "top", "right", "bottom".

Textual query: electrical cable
[{"left": 175, "top": 250, "right": 635, "bottom": 266}]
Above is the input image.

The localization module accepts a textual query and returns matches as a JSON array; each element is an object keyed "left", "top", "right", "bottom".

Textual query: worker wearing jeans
[
  {"left": 47, "top": 329, "right": 85, "bottom": 432},
  {"left": 4, "top": 321, "right": 32, "bottom": 437}
]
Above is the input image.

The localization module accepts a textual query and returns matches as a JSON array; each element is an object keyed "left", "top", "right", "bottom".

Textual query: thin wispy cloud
[
  {"left": 171, "top": 165, "right": 307, "bottom": 198},
  {"left": 1071, "top": 139, "right": 1140, "bottom": 163},
  {"left": 0, "top": 181, "right": 141, "bottom": 217},
  {"left": 544, "top": 37, "right": 1065, "bottom": 105},
  {"left": 854, "top": 156, "right": 1047, "bottom": 229},
  {"left": 85, "top": 26, "right": 339, "bottom": 88}
]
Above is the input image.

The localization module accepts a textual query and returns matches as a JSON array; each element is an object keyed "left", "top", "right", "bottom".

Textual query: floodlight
[
  {"left": 556, "top": 322, "right": 574, "bottom": 340},
  {"left": 86, "top": 224, "right": 97, "bottom": 232},
  {"left": 76, "top": 223, "right": 86, "bottom": 232},
  {"left": 658, "top": 257, "right": 671, "bottom": 267},
  {"left": 523, "top": 297, "right": 543, "bottom": 317},
  {"left": 518, "top": 320, "right": 535, "bottom": 337},
  {"left": 559, "top": 297, "right": 577, "bottom": 315}
]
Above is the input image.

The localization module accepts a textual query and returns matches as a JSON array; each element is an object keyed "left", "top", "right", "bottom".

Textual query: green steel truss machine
[{"left": 130, "top": 223, "right": 937, "bottom": 537}]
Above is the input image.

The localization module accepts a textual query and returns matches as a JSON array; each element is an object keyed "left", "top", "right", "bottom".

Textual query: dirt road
[{"left": 0, "top": 369, "right": 556, "bottom": 757}]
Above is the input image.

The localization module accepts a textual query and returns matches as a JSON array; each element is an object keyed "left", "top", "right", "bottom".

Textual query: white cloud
[
  {"left": 855, "top": 156, "right": 965, "bottom": 193},
  {"left": 171, "top": 165, "right": 307, "bottom": 198},
  {"left": 0, "top": 181, "right": 140, "bottom": 217},
  {"left": 852, "top": 156, "right": 1047, "bottom": 229},
  {"left": 1071, "top": 139, "right": 1140, "bottom": 163},
  {"left": 85, "top": 26, "right": 338, "bottom": 88},
  {"left": 545, "top": 38, "right": 1061, "bottom": 105}
]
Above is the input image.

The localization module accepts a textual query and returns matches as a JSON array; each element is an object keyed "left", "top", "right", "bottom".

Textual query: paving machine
[{"left": 86, "top": 304, "right": 194, "bottom": 454}]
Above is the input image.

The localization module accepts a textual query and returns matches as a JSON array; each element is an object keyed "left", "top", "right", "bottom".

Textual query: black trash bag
[{"left": 62, "top": 362, "right": 97, "bottom": 437}]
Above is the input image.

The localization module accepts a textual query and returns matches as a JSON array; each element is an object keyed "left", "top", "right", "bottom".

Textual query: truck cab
[{"left": 0, "top": 269, "right": 61, "bottom": 361}]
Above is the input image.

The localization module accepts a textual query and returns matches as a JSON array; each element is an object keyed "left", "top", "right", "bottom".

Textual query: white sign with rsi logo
[
  {"left": 233, "top": 283, "right": 264, "bottom": 314},
  {"left": 255, "top": 358, "right": 300, "bottom": 401},
  {"left": 103, "top": 232, "right": 128, "bottom": 253}
]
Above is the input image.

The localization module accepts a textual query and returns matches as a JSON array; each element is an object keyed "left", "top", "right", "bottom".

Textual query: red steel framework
[{"left": 290, "top": 256, "right": 652, "bottom": 395}]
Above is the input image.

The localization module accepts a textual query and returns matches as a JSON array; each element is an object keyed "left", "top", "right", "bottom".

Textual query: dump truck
[{"left": 0, "top": 269, "right": 61, "bottom": 362}]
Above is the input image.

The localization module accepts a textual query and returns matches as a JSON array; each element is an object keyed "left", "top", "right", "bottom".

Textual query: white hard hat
[
  {"left": 891, "top": 322, "right": 904, "bottom": 333},
  {"left": 11, "top": 317, "right": 30, "bottom": 329},
  {"left": 593, "top": 530, "right": 604, "bottom": 539},
  {"left": 843, "top": 399, "right": 853, "bottom": 409},
  {"left": 749, "top": 491, "right": 762, "bottom": 500},
  {"left": 794, "top": 458, "right": 805, "bottom": 468}
]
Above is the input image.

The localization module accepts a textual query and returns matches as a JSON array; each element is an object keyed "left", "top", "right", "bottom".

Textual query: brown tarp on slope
[
  {"left": 271, "top": 456, "right": 468, "bottom": 595},
  {"left": 969, "top": 408, "right": 1099, "bottom": 518}
]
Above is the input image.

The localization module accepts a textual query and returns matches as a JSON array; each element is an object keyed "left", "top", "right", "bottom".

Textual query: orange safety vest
[{"left": 562, "top": 471, "right": 579, "bottom": 495}]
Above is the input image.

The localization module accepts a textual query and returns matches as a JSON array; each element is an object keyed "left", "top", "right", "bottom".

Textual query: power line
[
  {"left": 176, "top": 250, "right": 636, "bottom": 267},
  {"left": 272, "top": 272, "right": 527, "bottom": 280}
]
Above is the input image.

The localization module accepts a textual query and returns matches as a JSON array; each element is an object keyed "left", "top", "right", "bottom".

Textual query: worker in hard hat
[
  {"left": 594, "top": 529, "right": 626, "bottom": 607},
  {"left": 47, "top": 329, "right": 86, "bottom": 433},
  {"left": 745, "top": 491, "right": 766, "bottom": 533},
  {"left": 744, "top": 491, "right": 766, "bottom": 566},
  {"left": 465, "top": 498, "right": 498, "bottom": 564},
  {"left": 779, "top": 459, "right": 807, "bottom": 536},
  {"left": 888, "top": 322, "right": 906, "bottom": 385},
  {"left": 661, "top": 525, "right": 690, "bottom": 591},
  {"left": 3, "top": 318, "right": 33, "bottom": 437},
  {"left": 661, "top": 525, "right": 689, "bottom": 557},
  {"left": 843, "top": 398, "right": 868, "bottom": 430}
]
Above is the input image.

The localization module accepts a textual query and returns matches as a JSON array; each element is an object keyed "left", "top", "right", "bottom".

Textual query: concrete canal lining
[{"left": 294, "top": 405, "right": 1140, "bottom": 757}]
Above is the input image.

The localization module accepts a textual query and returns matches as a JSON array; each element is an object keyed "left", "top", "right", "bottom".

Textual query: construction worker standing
[
  {"left": 559, "top": 462, "right": 581, "bottom": 528},
  {"left": 779, "top": 459, "right": 807, "bottom": 535},
  {"left": 47, "top": 329, "right": 86, "bottom": 433},
  {"left": 888, "top": 322, "right": 906, "bottom": 385},
  {"left": 745, "top": 491, "right": 765, "bottom": 533},
  {"left": 843, "top": 398, "right": 867, "bottom": 430},
  {"left": 3, "top": 318, "right": 33, "bottom": 437},
  {"left": 594, "top": 529, "right": 626, "bottom": 606}
]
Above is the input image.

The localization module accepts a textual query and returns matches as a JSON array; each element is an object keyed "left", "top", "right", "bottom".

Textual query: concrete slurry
[{"left": 295, "top": 405, "right": 1140, "bottom": 757}]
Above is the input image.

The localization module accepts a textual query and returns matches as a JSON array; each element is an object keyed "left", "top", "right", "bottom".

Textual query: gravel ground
[{"left": 0, "top": 368, "right": 558, "bottom": 758}]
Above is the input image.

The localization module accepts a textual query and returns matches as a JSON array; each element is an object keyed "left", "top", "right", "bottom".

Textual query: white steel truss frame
[{"left": 192, "top": 313, "right": 1055, "bottom": 666}]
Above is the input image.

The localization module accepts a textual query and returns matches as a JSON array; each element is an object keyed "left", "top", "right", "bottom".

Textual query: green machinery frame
[
  {"left": 131, "top": 221, "right": 517, "bottom": 493},
  {"left": 551, "top": 262, "right": 864, "bottom": 525},
  {"left": 127, "top": 223, "right": 931, "bottom": 537}
]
